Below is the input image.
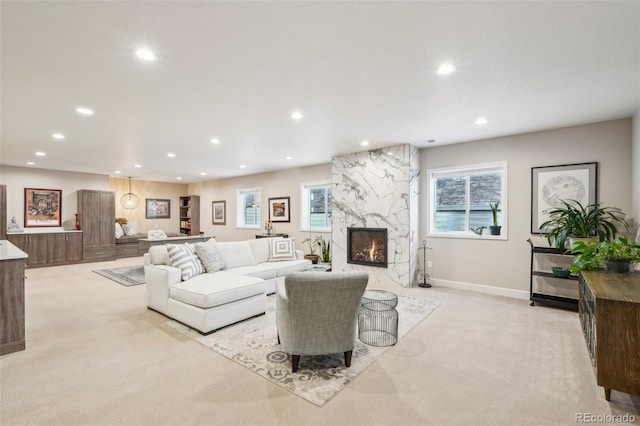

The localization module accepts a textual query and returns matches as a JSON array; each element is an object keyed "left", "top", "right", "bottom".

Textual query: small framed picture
[
  {"left": 212, "top": 200, "right": 226, "bottom": 225},
  {"left": 24, "top": 188, "right": 62, "bottom": 227},
  {"left": 146, "top": 199, "right": 171, "bottom": 219},
  {"left": 268, "top": 196, "right": 290, "bottom": 222}
]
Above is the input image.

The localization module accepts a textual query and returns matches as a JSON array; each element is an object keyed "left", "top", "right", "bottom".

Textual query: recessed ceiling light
[
  {"left": 475, "top": 117, "right": 489, "bottom": 126},
  {"left": 291, "top": 111, "right": 303, "bottom": 120},
  {"left": 210, "top": 138, "right": 220, "bottom": 145},
  {"left": 134, "top": 164, "right": 141, "bottom": 168},
  {"left": 437, "top": 63, "right": 456, "bottom": 75},
  {"left": 200, "top": 172, "right": 206, "bottom": 176},
  {"left": 240, "top": 164, "right": 246, "bottom": 169},
  {"left": 75, "top": 107, "right": 94, "bottom": 115},
  {"left": 136, "top": 48, "right": 156, "bottom": 61},
  {"left": 52, "top": 133, "right": 65, "bottom": 140},
  {"left": 114, "top": 170, "right": 121, "bottom": 174},
  {"left": 26, "top": 161, "right": 35, "bottom": 166},
  {"left": 167, "top": 153, "right": 175, "bottom": 158},
  {"left": 285, "top": 156, "right": 293, "bottom": 160},
  {"left": 35, "top": 151, "right": 45, "bottom": 156},
  {"left": 360, "top": 140, "right": 369, "bottom": 146},
  {"left": 176, "top": 177, "right": 183, "bottom": 180}
]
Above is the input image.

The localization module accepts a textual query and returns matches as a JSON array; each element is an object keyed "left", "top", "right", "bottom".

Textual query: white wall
[
  {"left": 188, "top": 163, "right": 331, "bottom": 248},
  {"left": 632, "top": 108, "right": 640, "bottom": 240},
  {"left": 0, "top": 165, "right": 110, "bottom": 229},
  {"left": 420, "top": 118, "right": 633, "bottom": 294},
  {"left": 110, "top": 177, "right": 188, "bottom": 233}
]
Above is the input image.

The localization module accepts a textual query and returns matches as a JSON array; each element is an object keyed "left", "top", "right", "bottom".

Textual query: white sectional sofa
[{"left": 144, "top": 238, "right": 311, "bottom": 334}]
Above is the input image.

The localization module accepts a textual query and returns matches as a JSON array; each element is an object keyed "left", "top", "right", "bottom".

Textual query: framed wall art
[
  {"left": 212, "top": 200, "right": 226, "bottom": 225},
  {"left": 24, "top": 188, "right": 62, "bottom": 227},
  {"left": 268, "top": 196, "right": 290, "bottom": 222},
  {"left": 531, "top": 162, "right": 597, "bottom": 234},
  {"left": 145, "top": 198, "right": 171, "bottom": 219}
]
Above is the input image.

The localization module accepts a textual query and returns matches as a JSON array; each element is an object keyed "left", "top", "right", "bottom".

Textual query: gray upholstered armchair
[{"left": 276, "top": 271, "right": 369, "bottom": 372}]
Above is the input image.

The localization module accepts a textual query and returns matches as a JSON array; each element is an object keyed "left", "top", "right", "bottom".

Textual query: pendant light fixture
[{"left": 120, "top": 177, "right": 140, "bottom": 209}]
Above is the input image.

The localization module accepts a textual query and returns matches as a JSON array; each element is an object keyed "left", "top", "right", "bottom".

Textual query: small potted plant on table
[
  {"left": 571, "top": 236, "right": 640, "bottom": 274},
  {"left": 317, "top": 237, "right": 331, "bottom": 266},
  {"left": 302, "top": 236, "right": 320, "bottom": 264}
]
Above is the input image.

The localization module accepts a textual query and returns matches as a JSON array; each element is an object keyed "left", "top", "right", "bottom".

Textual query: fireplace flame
[{"left": 369, "top": 241, "right": 376, "bottom": 261}]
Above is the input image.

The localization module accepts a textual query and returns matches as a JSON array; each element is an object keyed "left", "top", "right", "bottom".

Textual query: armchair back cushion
[{"left": 276, "top": 271, "right": 368, "bottom": 356}]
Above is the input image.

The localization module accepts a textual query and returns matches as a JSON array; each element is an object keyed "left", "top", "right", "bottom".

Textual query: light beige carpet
[{"left": 167, "top": 294, "right": 440, "bottom": 406}]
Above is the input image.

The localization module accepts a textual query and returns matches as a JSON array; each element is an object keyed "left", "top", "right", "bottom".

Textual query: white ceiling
[{"left": 1, "top": 1, "right": 639, "bottom": 183}]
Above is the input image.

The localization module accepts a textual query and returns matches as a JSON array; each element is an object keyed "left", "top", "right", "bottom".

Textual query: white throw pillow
[
  {"left": 216, "top": 241, "right": 256, "bottom": 268},
  {"left": 268, "top": 238, "right": 296, "bottom": 262},
  {"left": 115, "top": 222, "right": 125, "bottom": 239},
  {"left": 148, "top": 246, "right": 170, "bottom": 265},
  {"left": 166, "top": 243, "right": 204, "bottom": 281},
  {"left": 194, "top": 239, "right": 227, "bottom": 273},
  {"left": 122, "top": 222, "right": 141, "bottom": 236},
  {"left": 147, "top": 229, "right": 168, "bottom": 240}
]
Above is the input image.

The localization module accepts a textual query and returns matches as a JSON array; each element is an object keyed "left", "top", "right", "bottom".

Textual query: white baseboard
[{"left": 431, "top": 278, "right": 529, "bottom": 300}]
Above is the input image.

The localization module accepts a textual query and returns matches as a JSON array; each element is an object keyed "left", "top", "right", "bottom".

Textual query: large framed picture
[
  {"left": 145, "top": 198, "right": 171, "bottom": 219},
  {"left": 531, "top": 162, "right": 597, "bottom": 234},
  {"left": 268, "top": 196, "right": 290, "bottom": 222},
  {"left": 24, "top": 188, "right": 62, "bottom": 227},
  {"left": 212, "top": 200, "right": 226, "bottom": 225}
]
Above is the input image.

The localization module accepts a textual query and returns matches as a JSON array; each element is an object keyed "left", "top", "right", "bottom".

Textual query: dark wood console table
[
  {"left": 255, "top": 233, "right": 288, "bottom": 239},
  {"left": 579, "top": 270, "right": 640, "bottom": 401}
]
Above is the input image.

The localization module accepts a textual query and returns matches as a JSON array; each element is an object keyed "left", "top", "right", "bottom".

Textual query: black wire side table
[{"left": 358, "top": 290, "right": 398, "bottom": 346}]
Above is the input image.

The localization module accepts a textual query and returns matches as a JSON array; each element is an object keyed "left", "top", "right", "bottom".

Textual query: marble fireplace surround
[{"left": 332, "top": 144, "right": 419, "bottom": 287}]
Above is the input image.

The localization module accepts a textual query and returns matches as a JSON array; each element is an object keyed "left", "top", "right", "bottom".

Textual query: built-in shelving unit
[
  {"left": 527, "top": 238, "right": 578, "bottom": 311},
  {"left": 179, "top": 195, "right": 200, "bottom": 236}
]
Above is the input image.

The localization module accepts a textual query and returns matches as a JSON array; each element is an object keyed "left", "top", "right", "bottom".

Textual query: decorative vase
[
  {"left": 605, "top": 259, "right": 634, "bottom": 274},
  {"left": 489, "top": 225, "right": 501, "bottom": 236},
  {"left": 74, "top": 213, "right": 80, "bottom": 230}
]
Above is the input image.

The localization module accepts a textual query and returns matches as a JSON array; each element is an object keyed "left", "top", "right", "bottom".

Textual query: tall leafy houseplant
[{"left": 539, "top": 200, "right": 625, "bottom": 249}]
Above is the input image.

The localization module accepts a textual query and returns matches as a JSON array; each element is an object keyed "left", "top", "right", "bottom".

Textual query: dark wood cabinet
[
  {"left": 0, "top": 184, "right": 6, "bottom": 241},
  {"left": 579, "top": 270, "right": 640, "bottom": 401},
  {"left": 77, "top": 190, "right": 115, "bottom": 261},
  {"left": 64, "top": 233, "right": 83, "bottom": 262},
  {"left": 179, "top": 195, "right": 200, "bottom": 236},
  {"left": 0, "top": 254, "right": 26, "bottom": 356},
  {"left": 7, "top": 232, "right": 84, "bottom": 267}
]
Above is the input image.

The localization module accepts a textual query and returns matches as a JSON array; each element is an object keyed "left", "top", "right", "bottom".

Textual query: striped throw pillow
[
  {"left": 166, "top": 243, "right": 204, "bottom": 281},
  {"left": 268, "top": 238, "right": 296, "bottom": 262}
]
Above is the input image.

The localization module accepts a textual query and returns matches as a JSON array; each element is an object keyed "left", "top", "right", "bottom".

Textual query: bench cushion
[{"left": 169, "top": 271, "right": 264, "bottom": 309}]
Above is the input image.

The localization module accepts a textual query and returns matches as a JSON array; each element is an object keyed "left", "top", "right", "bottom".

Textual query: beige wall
[
  {"left": 110, "top": 177, "right": 188, "bottom": 233},
  {"left": 0, "top": 165, "right": 110, "bottom": 229},
  {"left": 633, "top": 109, "right": 640, "bottom": 240},
  {"left": 188, "top": 164, "right": 331, "bottom": 247},
  {"left": 420, "top": 118, "right": 633, "bottom": 294}
]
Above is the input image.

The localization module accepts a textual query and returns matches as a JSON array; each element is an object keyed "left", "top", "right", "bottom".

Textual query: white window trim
[
  {"left": 236, "top": 187, "right": 261, "bottom": 229},
  {"left": 300, "top": 180, "right": 332, "bottom": 233},
  {"left": 427, "top": 161, "right": 508, "bottom": 240}
]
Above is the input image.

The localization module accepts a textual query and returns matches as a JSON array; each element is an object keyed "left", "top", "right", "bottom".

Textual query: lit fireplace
[{"left": 347, "top": 227, "right": 387, "bottom": 268}]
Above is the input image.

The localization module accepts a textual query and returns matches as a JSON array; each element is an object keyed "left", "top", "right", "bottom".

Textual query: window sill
[{"left": 427, "top": 232, "right": 508, "bottom": 241}]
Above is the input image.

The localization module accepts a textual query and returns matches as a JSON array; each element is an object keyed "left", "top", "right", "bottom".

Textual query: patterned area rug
[
  {"left": 93, "top": 265, "right": 145, "bottom": 287},
  {"left": 167, "top": 294, "right": 440, "bottom": 406}
]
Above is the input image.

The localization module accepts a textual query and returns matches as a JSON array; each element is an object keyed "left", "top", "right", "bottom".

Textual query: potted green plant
[
  {"left": 488, "top": 202, "right": 501, "bottom": 235},
  {"left": 302, "top": 236, "right": 320, "bottom": 264},
  {"left": 539, "top": 200, "right": 626, "bottom": 249},
  {"left": 570, "top": 236, "right": 640, "bottom": 274},
  {"left": 317, "top": 237, "right": 331, "bottom": 264}
]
